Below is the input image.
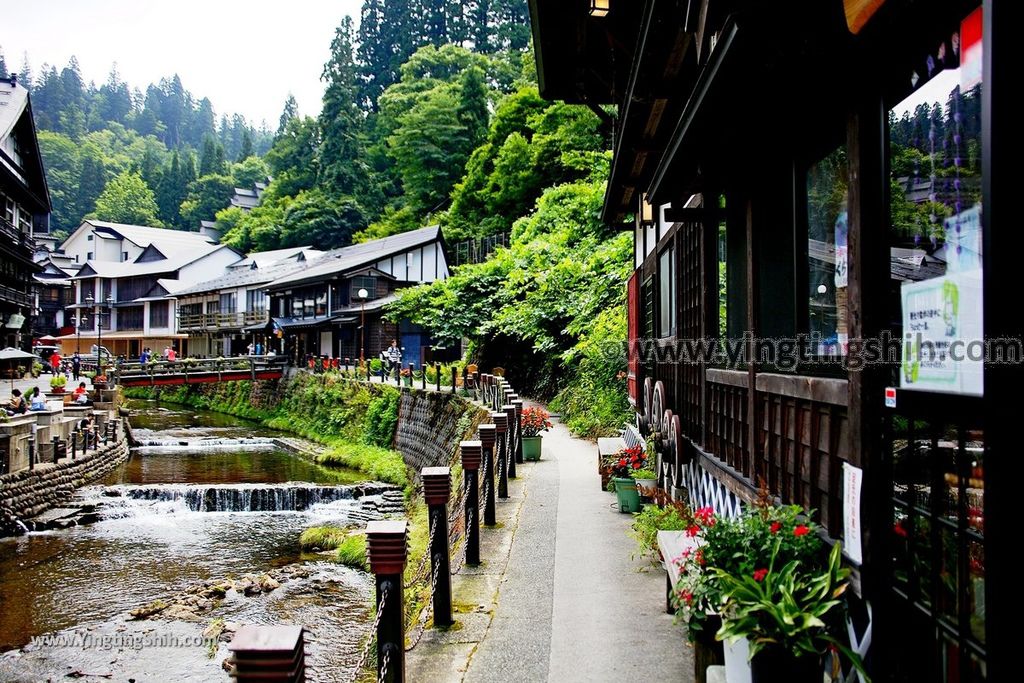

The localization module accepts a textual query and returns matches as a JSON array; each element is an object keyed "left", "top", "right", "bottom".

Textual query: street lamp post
[
  {"left": 358, "top": 287, "right": 368, "bottom": 364},
  {"left": 72, "top": 312, "right": 89, "bottom": 354},
  {"left": 88, "top": 294, "right": 114, "bottom": 376}
]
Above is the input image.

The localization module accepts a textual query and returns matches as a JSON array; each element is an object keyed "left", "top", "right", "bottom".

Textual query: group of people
[
  {"left": 139, "top": 346, "right": 177, "bottom": 364},
  {"left": 5, "top": 381, "right": 92, "bottom": 416}
]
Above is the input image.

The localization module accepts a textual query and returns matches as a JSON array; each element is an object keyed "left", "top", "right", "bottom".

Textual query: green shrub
[
  {"left": 336, "top": 534, "right": 368, "bottom": 570},
  {"left": 299, "top": 525, "right": 349, "bottom": 551},
  {"left": 363, "top": 388, "right": 400, "bottom": 448},
  {"left": 315, "top": 441, "right": 409, "bottom": 489},
  {"left": 629, "top": 502, "right": 694, "bottom": 564}
]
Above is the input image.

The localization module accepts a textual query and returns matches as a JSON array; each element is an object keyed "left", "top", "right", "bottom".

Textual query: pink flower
[
  {"left": 695, "top": 507, "right": 716, "bottom": 526},
  {"left": 753, "top": 568, "right": 768, "bottom": 582}
]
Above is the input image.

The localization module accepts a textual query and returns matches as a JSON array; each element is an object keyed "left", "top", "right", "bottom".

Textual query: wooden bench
[{"left": 658, "top": 529, "right": 699, "bottom": 614}]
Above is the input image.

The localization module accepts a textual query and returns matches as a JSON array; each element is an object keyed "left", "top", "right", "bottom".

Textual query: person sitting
[
  {"left": 6, "top": 389, "right": 27, "bottom": 416},
  {"left": 29, "top": 387, "right": 47, "bottom": 411},
  {"left": 72, "top": 381, "right": 91, "bottom": 405}
]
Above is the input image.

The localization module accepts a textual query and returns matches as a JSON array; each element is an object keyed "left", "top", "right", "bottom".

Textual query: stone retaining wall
[
  {"left": 0, "top": 426, "right": 130, "bottom": 536},
  {"left": 395, "top": 390, "right": 489, "bottom": 478}
]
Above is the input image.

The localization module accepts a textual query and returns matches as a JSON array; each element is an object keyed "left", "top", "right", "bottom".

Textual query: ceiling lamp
[{"left": 589, "top": 0, "right": 610, "bottom": 18}]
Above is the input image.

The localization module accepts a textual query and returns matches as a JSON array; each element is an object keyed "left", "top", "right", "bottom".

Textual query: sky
[{"left": 1, "top": 0, "right": 363, "bottom": 126}]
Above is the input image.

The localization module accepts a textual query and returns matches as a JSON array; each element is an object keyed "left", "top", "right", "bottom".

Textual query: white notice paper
[{"left": 842, "top": 462, "right": 863, "bottom": 564}]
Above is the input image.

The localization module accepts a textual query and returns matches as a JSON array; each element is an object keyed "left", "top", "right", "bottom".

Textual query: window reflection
[{"left": 806, "top": 147, "right": 849, "bottom": 355}]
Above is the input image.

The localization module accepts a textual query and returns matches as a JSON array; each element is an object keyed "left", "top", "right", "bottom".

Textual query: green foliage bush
[
  {"left": 299, "top": 525, "right": 349, "bottom": 551},
  {"left": 336, "top": 534, "right": 368, "bottom": 571},
  {"left": 363, "top": 388, "right": 400, "bottom": 448},
  {"left": 315, "top": 441, "right": 408, "bottom": 489}
]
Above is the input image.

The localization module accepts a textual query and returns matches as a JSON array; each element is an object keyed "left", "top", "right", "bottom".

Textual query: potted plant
[
  {"left": 520, "top": 406, "right": 552, "bottom": 461},
  {"left": 629, "top": 493, "right": 693, "bottom": 563},
  {"left": 631, "top": 467, "right": 658, "bottom": 497},
  {"left": 400, "top": 367, "right": 412, "bottom": 386},
  {"left": 609, "top": 445, "right": 645, "bottom": 513},
  {"left": 92, "top": 374, "right": 109, "bottom": 389},
  {"left": 49, "top": 374, "right": 68, "bottom": 393},
  {"left": 714, "top": 540, "right": 867, "bottom": 682}
]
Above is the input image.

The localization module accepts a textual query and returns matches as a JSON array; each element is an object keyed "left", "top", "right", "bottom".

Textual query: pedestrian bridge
[{"left": 114, "top": 357, "right": 286, "bottom": 387}]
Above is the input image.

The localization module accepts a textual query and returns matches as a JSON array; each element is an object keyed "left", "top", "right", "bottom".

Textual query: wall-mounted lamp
[
  {"left": 640, "top": 193, "right": 655, "bottom": 225},
  {"left": 589, "top": 0, "right": 610, "bottom": 18}
]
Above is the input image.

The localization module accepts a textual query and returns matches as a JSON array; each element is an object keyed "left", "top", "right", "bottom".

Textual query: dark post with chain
[
  {"left": 366, "top": 520, "right": 408, "bottom": 683},
  {"left": 511, "top": 399, "right": 524, "bottom": 465},
  {"left": 71, "top": 427, "right": 77, "bottom": 460},
  {"left": 492, "top": 412, "right": 509, "bottom": 499},
  {"left": 408, "top": 362, "right": 415, "bottom": 391},
  {"left": 52, "top": 436, "right": 60, "bottom": 464},
  {"left": 434, "top": 362, "right": 441, "bottom": 392},
  {"left": 28, "top": 436, "right": 35, "bottom": 470},
  {"left": 502, "top": 404, "right": 518, "bottom": 479},
  {"left": 478, "top": 424, "right": 497, "bottom": 526},
  {"left": 480, "top": 374, "right": 489, "bottom": 406},
  {"left": 420, "top": 363, "right": 427, "bottom": 390},
  {"left": 460, "top": 441, "right": 482, "bottom": 566},
  {"left": 421, "top": 467, "right": 453, "bottom": 627}
]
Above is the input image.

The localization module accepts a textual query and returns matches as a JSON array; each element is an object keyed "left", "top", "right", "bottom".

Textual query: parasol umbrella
[
  {"left": 36, "top": 335, "right": 59, "bottom": 343},
  {"left": 0, "top": 347, "right": 38, "bottom": 390}
]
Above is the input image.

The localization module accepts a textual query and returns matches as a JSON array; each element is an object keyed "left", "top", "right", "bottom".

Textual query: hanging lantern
[
  {"left": 589, "top": 0, "right": 610, "bottom": 18},
  {"left": 640, "top": 193, "right": 654, "bottom": 225}
]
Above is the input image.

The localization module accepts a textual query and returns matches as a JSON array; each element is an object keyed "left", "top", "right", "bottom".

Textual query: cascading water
[
  {"left": 131, "top": 436, "right": 280, "bottom": 454},
  {"left": 89, "top": 482, "right": 395, "bottom": 513}
]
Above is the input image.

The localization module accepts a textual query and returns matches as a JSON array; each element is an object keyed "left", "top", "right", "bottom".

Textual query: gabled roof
[
  {"left": 78, "top": 220, "right": 218, "bottom": 258},
  {"left": 0, "top": 77, "right": 50, "bottom": 213},
  {"left": 265, "top": 225, "right": 444, "bottom": 291},
  {"left": 174, "top": 257, "right": 311, "bottom": 297},
  {"left": 228, "top": 246, "right": 323, "bottom": 270},
  {"left": 71, "top": 242, "right": 236, "bottom": 279}
]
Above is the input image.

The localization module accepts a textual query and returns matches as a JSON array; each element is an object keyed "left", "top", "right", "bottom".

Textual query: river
[{"left": 0, "top": 400, "right": 388, "bottom": 681}]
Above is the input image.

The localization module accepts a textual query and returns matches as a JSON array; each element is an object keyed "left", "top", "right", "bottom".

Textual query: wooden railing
[
  {"left": 0, "top": 216, "right": 31, "bottom": 252},
  {"left": 177, "top": 311, "right": 268, "bottom": 330},
  {"left": 114, "top": 355, "right": 287, "bottom": 387},
  {"left": 0, "top": 282, "right": 32, "bottom": 307}
]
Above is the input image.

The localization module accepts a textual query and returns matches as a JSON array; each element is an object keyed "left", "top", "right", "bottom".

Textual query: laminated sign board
[{"left": 900, "top": 269, "right": 983, "bottom": 396}]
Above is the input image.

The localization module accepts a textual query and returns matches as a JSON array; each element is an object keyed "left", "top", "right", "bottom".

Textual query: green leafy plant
[
  {"left": 369, "top": 358, "right": 383, "bottom": 373},
  {"left": 630, "top": 468, "right": 656, "bottom": 480},
  {"left": 50, "top": 374, "right": 68, "bottom": 389},
  {"left": 714, "top": 540, "right": 867, "bottom": 678},
  {"left": 629, "top": 495, "right": 694, "bottom": 563}
]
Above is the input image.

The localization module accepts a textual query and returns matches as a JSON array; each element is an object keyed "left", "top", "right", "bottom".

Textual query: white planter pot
[
  {"left": 634, "top": 478, "right": 657, "bottom": 494},
  {"left": 723, "top": 636, "right": 752, "bottom": 683}
]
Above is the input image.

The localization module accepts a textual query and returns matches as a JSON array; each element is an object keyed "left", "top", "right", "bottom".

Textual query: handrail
[{"left": 177, "top": 311, "right": 269, "bottom": 330}]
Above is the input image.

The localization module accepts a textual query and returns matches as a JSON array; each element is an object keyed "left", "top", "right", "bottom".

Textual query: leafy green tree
[
  {"left": 91, "top": 171, "right": 161, "bottom": 225},
  {"left": 76, "top": 151, "right": 109, "bottom": 224},
  {"left": 276, "top": 94, "right": 299, "bottom": 138},
  {"left": 156, "top": 152, "right": 190, "bottom": 227},
  {"left": 279, "top": 188, "right": 367, "bottom": 249},
  {"left": 0, "top": 48, "right": 7, "bottom": 79},
  {"left": 36, "top": 131, "right": 81, "bottom": 235},
  {"left": 318, "top": 16, "right": 366, "bottom": 197},
  {"left": 230, "top": 156, "right": 269, "bottom": 189},
  {"left": 179, "top": 174, "right": 234, "bottom": 227},
  {"left": 265, "top": 116, "right": 319, "bottom": 198},
  {"left": 238, "top": 128, "right": 254, "bottom": 160}
]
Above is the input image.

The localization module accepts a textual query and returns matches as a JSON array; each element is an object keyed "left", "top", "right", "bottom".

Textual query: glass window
[
  {"left": 246, "top": 289, "right": 266, "bottom": 312},
  {"left": 219, "top": 293, "right": 236, "bottom": 314},
  {"left": 117, "top": 306, "right": 144, "bottom": 331},
  {"left": 658, "top": 246, "right": 675, "bottom": 337},
  {"left": 806, "top": 146, "right": 849, "bottom": 356},
  {"left": 889, "top": 7, "right": 983, "bottom": 396}
]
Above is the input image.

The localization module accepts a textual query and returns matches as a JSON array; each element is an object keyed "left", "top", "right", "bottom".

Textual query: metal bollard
[
  {"left": 420, "top": 363, "right": 426, "bottom": 391},
  {"left": 408, "top": 363, "right": 415, "bottom": 390},
  {"left": 503, "top": 404, "right": 518, "bottom": 479},
  {"left": 422, "top": 467, "right": 453, "bottom": 627},
  {"left": 71, "top": 428, "right": 77, "bottom": 460},
  {"left": 434, "top": 362, "right": 441, "bottom": 392},
  {"left": 28, "top": 436, "right": 35, "bottom": 470},
  {"left": 367, "top": 520, "right": 408, "bottom": 683},
  {"left": 460, "top": 441, "right": 482, "bottom": 566},
  {"left": 451, "top": 365, "right": 457, "bottom": 393},
  {"left": 478, "top": 424, "right": 497, "bottom": 526},
  {"left": 492, "top": 412, "right": 509, "bottom": 499},
  {"left": 475, "top": 371, "right": 482, "bottom": 402},
  {"left": 511, "top": 399, "right": 524, "bottom": 464},
  {"left": 52, "top": 436, "right": 60, "bottom": 464}
]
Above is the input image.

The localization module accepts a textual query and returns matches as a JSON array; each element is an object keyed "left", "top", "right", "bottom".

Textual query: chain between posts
[
  {"left": 405, "top": 558, "right": 443, "bottom": 652},
  {"left": 378, "top": 646, "right": 391, "bottom": 683},
  {"left": 349, "top": 584, "right": 388, "bottom": 683},
  {"left": 404, "top": 515, "right": 438, "bottom": 589}
]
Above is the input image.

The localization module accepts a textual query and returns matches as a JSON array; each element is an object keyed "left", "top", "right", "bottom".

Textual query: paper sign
[
  {"left": 884, "top": 387, "right": 896, "bottom": 408},
  {"left": 900, "top": 269, "right": 984, "bottom": 396},
  {"left": 843, "top": 463, "right": 863, "bottom": 564}
]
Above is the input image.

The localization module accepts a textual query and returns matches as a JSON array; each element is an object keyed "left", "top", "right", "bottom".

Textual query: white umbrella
[{"left": 0, "top": 347, "right": 38, "bottom": 390}]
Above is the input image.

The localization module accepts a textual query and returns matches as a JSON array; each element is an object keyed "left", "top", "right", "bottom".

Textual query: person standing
[
  {"left": 385, "top": 339, "right": 402, "bottom": 374},
  {"left": 167, "top": 346, "right": 177, "bottom": 363},
  {"left": 50, "top": 350, "right": 61, "bottom": 375},
  {"left": 72, "top": 352, "right": 81, "bottom": 381}
]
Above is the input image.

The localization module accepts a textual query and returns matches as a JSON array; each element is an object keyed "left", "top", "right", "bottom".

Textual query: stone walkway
[{"left": 405, "top": 410, "right": 693, "bottom": 682}]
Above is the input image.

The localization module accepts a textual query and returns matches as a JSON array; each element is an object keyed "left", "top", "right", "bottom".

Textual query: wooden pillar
[
  {"left": 460, "top": 441, "right": 482, "bottom": 566},
  {"left": 366, "top": 520, "right": 408, "bottom": 683},
  {"left": 478, "top": 424, "right": 497, "bottom": 526},
  {"left": 421, "top": 467, "right": 453, "bottom": 627},
  {"left": 492, "top": 412, "right": 509, "bottom": 499}
]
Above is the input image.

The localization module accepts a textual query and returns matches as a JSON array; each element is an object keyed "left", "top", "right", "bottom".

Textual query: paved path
[{"left": 406, "top": 409, "right": 693, "bottom": 683}]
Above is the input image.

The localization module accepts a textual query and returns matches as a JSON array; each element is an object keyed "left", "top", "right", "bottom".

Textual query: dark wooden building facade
[{"left": 531, "top": 1, "right": 1009, "bottom": 680}]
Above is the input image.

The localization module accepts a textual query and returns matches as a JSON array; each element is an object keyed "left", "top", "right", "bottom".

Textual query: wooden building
[
  {"left": 0, "top": 75, "right": 49, "bottom": 349},
  {"left": 530, "top": 1, "right": 1010, "bottom": 680}
]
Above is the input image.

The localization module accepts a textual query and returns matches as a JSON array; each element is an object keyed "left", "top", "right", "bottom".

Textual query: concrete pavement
[{"left": 405, "top": 410, "right": 693, "bottom": 683}]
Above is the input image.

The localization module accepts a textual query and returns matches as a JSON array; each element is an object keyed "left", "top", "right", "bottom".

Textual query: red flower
[
  {"left": 695, "top": 507, "right": 716, "bottom": 526},
  {"left": 632, "top": 462, "right": 642, "bottom": 469},
  {"left": 793, "top": 524, "right": 810, "bottom": 537},
  {"left": 770, "top": 521, "right": 781, "bottom": 534},
  {"left": 696, "top": 549, "right": 705, "bottom": 566},
  {"left": 686, "top": 525, "right": 700, "bottom": 538},
  {"left": 893, "top": 523, "right": 908, "bottom": 538},
  {"left": 679, "top": 590, "right": 694, "bottom": 605},
  {"left": 753, "top": 568, "right": 768, "bottom": 582}
]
